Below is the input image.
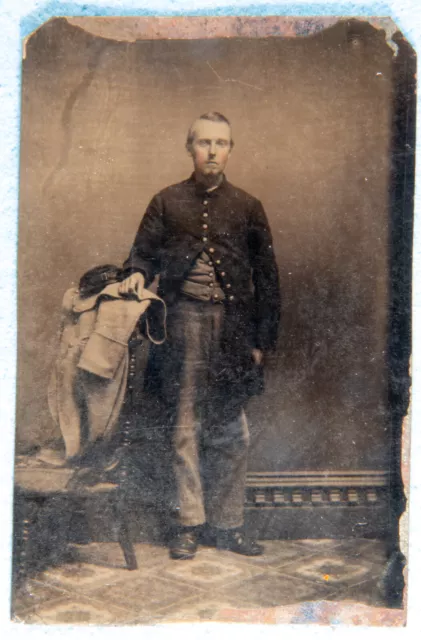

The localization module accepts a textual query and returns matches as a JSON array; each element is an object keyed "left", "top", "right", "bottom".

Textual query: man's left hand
[{"left": 251, "top": 349, "right": 264, "bottom": 366}]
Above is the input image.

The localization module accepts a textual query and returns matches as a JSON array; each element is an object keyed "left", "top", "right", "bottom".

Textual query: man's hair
[{"left": 186, "top": 112, "right": 234, "bottom": 149}]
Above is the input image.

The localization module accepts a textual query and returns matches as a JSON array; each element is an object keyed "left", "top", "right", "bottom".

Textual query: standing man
[{"left": 119, "top": 112, "right": 280, "bottom": 559}]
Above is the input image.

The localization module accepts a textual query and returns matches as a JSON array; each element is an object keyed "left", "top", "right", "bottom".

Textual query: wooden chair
[{"left": 13, "top": 336, "right": 142, "bottom": 586}]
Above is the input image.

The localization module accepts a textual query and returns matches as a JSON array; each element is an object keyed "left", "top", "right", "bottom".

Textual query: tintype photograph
[{"left": 12, "top": 15, "right": 414, "bottom": 626}]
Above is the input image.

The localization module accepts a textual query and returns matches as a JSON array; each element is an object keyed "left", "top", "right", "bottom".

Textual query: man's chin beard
[{"left": 195, "top": 169, "right": 223, "bottom": 186}]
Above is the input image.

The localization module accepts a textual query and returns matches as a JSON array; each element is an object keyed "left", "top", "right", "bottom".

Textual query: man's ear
[{"left": 186, "top": 142, "right": 193, "bottom": 157}]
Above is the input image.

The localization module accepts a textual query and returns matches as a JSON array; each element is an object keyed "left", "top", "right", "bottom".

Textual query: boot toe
[
  {"left": 169, "top": 531, "right": 198, "bottom": 560},
  {"left": 217, "top": 529, "right": 264, "bottom": 556}
]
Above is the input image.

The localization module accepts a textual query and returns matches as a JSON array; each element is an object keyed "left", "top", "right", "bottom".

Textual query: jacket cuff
[{"left": 121, "top": 266, "right": 153, "bottom": 287}]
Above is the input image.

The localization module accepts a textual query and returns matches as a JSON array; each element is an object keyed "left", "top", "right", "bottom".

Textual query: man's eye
[
  {"left": 217, "top": 140, "right": 229, "bottom": 147},
  {"left": 198, "top": 141, "right": 208, "bottom": 147}
]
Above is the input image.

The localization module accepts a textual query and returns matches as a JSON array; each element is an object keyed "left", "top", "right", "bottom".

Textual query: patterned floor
[{"left": 12, "top": 537, "right": 390, "bottom": 625}]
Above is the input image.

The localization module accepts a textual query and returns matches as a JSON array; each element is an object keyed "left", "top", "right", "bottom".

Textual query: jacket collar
[{"left": 188, "top": 173, "right": 229, "bottom": 198}]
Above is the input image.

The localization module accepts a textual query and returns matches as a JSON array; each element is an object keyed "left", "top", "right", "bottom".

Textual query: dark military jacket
[{"left": 123, "top": 174, "right": 281, "bottom": 400}]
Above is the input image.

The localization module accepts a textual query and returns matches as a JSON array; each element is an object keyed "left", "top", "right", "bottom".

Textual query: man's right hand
[{"left": 118, "top": 272, "right": 145, "bottom": 298}]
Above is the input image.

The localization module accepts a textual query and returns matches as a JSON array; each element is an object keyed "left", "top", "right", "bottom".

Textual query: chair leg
[
  {"left": 115, "top": 500, "right": 138, "bottom": 570},
  {"left": 13, "top": 496, "right": 34, "bottom": 588},
  {"left": 13, "top": 493, "right": 47, "bottom": 587},
  {"left": 115, "top": 336, "right": 142, "bottom": 571}
]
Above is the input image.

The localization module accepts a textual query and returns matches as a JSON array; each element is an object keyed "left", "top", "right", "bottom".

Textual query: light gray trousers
[{"left": 170, "top": 298, "right": 250, "bottom": 529}]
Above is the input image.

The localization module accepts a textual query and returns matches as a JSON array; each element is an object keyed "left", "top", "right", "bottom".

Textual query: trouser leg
[
  {"left": 173, "top": 393, "right": 206, "bottom": 527},
  {"left": 171, "top": 302, "right": 207, "bottom": 527},
  {"left": 201, "top": 408, "right": 250, "bottom": 529},
  {"left": 170, "top": 299, "right": 250, "bottom": 529}
]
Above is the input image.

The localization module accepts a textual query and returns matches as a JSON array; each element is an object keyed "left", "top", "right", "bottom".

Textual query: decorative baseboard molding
[
  {"left": 246, "top": 470, "right": 388, "bottom": 508},
  {"left": 244, "top": 470, "right": 390, "bottom": 538}
]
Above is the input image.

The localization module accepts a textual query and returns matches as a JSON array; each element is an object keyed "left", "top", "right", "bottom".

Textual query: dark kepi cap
[{"left": 78, "top": 264, "right": 124, "bottom": 299}]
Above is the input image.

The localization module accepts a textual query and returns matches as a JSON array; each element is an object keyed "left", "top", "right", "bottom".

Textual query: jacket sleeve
[
  {"left": 248, "top": 199, "right": 281, "bottom": 351},
  {"left": 123, "top": 194, "right": 164, "bottom": 287}
]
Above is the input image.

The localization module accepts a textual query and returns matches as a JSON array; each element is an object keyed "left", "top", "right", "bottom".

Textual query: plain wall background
[{"left": 17, "top": 18, "right": 394, "bottom": 471}]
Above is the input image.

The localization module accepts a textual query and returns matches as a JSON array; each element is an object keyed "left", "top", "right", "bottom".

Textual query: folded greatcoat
[{"left": 48, "top": 283, "right": 166, "bottom": 460}]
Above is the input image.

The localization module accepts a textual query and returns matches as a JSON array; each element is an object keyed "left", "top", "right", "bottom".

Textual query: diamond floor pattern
[{"left": 12, "top": 538, "right": 390, "bottom": 624}]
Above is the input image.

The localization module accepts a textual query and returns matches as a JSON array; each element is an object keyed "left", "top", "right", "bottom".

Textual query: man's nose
[{"left": 208, "top": 141, "right": 217, "bottom": 156}]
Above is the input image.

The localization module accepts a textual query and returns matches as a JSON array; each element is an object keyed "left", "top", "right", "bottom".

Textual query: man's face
[{"left": 188, "top": 119, "right": 232, "bottom": 177}]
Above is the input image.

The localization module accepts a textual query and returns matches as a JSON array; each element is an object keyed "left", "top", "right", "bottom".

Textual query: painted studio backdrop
[{"left": 17, "top": 17, "right": 411, "bottom": 539}]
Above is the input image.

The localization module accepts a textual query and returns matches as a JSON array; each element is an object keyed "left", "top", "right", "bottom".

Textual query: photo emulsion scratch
[{"left": 11, "top": 15, "right": 414, "bottom": 626}]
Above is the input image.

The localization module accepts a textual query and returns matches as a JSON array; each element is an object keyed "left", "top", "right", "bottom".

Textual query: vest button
[{"left": 209, "top": 248, "right": 215, "bottom": 253}]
